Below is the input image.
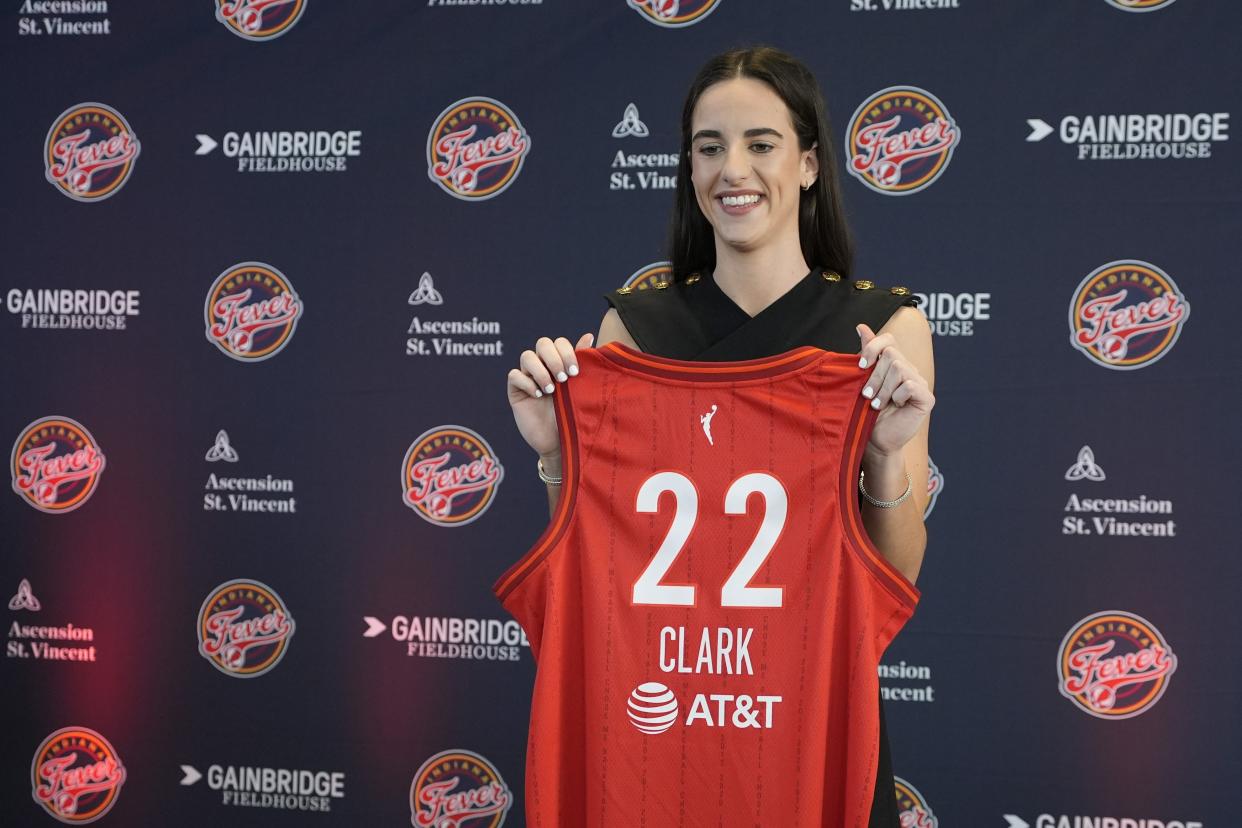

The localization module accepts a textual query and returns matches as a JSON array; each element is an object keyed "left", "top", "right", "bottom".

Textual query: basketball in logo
[
  {"left": 621, "top": 261, "right": 673, "bottom": 292},
  {"left": 402, "top": 426, "right": 504, "bottom": 526},
  {"left": 1068, "top": 260, "right": 1189, "bottom": 370},
  {"left": 31, "top": 726, "right": 126, "bottom": 824},
  {"left": 204, "top": 262, "right": 303, "bottom": 362},
  {"left": 44, "top": 103, "right": 140, "bottom": 202},
  {"left": 11, "top": 417, "right": 106, "bottom": 514},
  {"left": 1058, "top": 610, "right": 1177, "bottom": 719},
  {"left": 845, "top": 87, "right": 960, "bottom": 195},
  {"left": 215, "top": 0, "right": 306, "bottom": 40},
  {"left": 625, "top": 0, "right": 722, "bottom": 27},
  {"left": 410, "top": 749, "right": 512, "bottom": 828},
  {"left": 197, "top": 579, "right": 296, "bottom": 678},
  {"left": 427, "top": 98, "right": 531, "bottom": 201},
  {"left": 893, "top": 776, "right": 938, "bottom": 828},
  {"left": 1104, "top": 0, "right": 1177, "bottom": 11}
]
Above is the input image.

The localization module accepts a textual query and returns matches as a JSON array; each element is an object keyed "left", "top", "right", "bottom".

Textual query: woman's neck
[{"left": 711, "top": 240, "right": 811, "bottom": 318}]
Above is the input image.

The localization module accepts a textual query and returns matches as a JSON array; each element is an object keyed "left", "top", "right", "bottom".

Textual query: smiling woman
[{"left": 503, "top": 45, "right": 934, "bottom": 828}]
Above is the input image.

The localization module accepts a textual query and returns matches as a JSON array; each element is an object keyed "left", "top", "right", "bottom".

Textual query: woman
[{"left": 504, "top": 46, "right": 934, "bottom": 826}]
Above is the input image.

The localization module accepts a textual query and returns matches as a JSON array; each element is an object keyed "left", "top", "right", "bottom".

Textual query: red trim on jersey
[
  {"left": 838, "top": 391, "right": 921, "bottom": 610},
  {"left": 493, "top": 383, "right": 579, "bottom": 602},
  {"left": 600, "top": 341, "right": 829, "bottom": 381}
]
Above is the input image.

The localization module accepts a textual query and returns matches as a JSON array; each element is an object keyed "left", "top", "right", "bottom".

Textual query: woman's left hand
[{"left": 856, "top": 323, "right": 935, "bottom": 456}]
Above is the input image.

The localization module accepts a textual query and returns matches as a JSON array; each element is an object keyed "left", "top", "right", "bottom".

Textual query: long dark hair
[{"left": 668, "top": 46, "right": 855, "bottom": 282}]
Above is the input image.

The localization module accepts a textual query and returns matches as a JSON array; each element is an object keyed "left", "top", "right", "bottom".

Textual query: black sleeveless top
[{"left": 605, "top": 265, "right": 919, "bottom": 828}]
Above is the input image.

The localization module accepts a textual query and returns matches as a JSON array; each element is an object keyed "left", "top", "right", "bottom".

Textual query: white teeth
[{"left": 721, "top": 194, "right": 760, "bottom": 207}]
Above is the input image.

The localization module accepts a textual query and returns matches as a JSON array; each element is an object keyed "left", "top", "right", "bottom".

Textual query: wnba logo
[
  {"left": 197, "top": 579, "right": 296, "bottom": 678},
  {"left": 205, "top": 262, "right": 303, "bottom": 362},
  {"left": 893, "top": 776, "right": 938, "bottom": 828},
  {"left": 427, "top": 98, "right": 531, "bottom": 201},
  {"left": 845, "top": 87, "right": 960, "bottom": 195},
  {"left": 1058, "top": 610, "right": 1177, "bottom": 719},
  {"left": 1068, "top": 260, "right": 1189, "bottom": 370},
  {"left": 402, "top": 426, "right": 504, "bottom": 526},
  {"left": 626, "top": 0, "right": 721, "bottom": 27},
  {"left": 409, "top": 749, "right": 512, "bottom": 828},
  {"left": 1105, "top": 0, "right": 1177, "bottom": 11},
  {"left": 44, "top": 103, "right": 140, "bottom": 202},
  {"left": 11, "top": 417, "right": 105, "bottom": 514},
  {"left": 215, "top": 0, "right": 306, "bottom": 40},
  {"left": 621, "top": 261, "right": 673, "bottom": 292},
  {"left": 31, "top": 726, "right": 126, "bottom": 824}
]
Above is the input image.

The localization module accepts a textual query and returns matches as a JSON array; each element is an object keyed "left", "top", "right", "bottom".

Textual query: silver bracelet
[
  {"left": 537, "top": 458, "right": 563, "bottom": 486},
  {"left": 858, "top": 470, "right": 911, "bottom": 508}
]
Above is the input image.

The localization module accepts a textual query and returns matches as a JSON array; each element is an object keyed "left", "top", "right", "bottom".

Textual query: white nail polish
[
  {"left": 545, "top": 384, "right": 555, "bottom": 394},
  {"left": 858, "top": 357, "right": 868, "bottom": 369},
  {"left": 534, "top": 390, "right": 543, "bottom": 398},
  {"left": 870, "top": 397, "right": 881, "bottom": 410},
  {"left": 556, "top": 371, "right": 568, "bottom": 382},
  {"left": 862, "top": 386, "right": 874, "bottom": 399},
  {"left": 568, "top": 364, "right": 579, "bottom": 377}
]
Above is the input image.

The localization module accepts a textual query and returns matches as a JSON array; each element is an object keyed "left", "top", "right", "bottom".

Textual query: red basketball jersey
[{"left": 494, "top": 342, "right": 920, "bottom": 827}]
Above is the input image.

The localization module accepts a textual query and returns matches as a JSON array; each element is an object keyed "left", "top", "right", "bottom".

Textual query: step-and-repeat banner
[{"left": 3, "top": 2, "right": 1239, "bottom": 826}]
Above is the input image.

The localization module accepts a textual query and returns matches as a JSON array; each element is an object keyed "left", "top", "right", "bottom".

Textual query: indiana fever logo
[
  {"left": 427, "top": 98, "right": 530, "bottom": 201},
  {"left": 402, "top": 426, "right": 504, "bottom": 527},
  {"left": 626, "top": 0, "right": 721, "bottom": 27},
  {"left": 845, "top": 87, "right": 959, "bottom": 196},
  {"left": 197, "top": 579, "right": 295, "bottom": 678},
  {"left": 205, "top": 262, "right": 303, "bottom": 362},
  {"left": 409, "top": 749, "right": 512, "bottom": 828},
  {"left": 1068, "top": 260, "right": 1189, "bottom": 370},
  {"left": 621, "top": 260, "right": 673, "bottom": 292},
  {"left": 1105, "top": 0, "right": 1177, "bottom": 11},
  {"left": 893, "top": 776, "right": 938, "bottom": 828},
  {"left": 215, "top": 0, "right": 306, "bottom": 40},
  {"left": 31, "top": 726, "right": 126, "bottom": 824},
  {"left": 11, "top": 417, "right": 106, "bottom": 514},
  {"left": 1058, "top": 610, "right": 1177, "bottom": 720},
  {"left": 44, "top": 103, "right": 140, "bottom": 202}
]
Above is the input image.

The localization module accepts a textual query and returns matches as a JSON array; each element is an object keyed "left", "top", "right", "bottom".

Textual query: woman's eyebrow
[{"left": 691, "top": 127, "right": 785, "bottom": 141}]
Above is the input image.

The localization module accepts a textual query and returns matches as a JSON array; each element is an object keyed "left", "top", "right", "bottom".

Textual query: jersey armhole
[
  {"left": 837, "top": 392, "right": 922, "bottom": 616},
  {"left": 492, "top": 381, "right": 580, "bottom": 604}
]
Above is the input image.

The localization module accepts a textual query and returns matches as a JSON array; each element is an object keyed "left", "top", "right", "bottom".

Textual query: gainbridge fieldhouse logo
[
  {"left": 44, "top": 103, "right": 140, "bottom": 202},
  {"left": 409, "top": 749, "right": 512, "bottom": 828},
  {"left": 1068, "top": 260, "right": 1189, "bottom": 370},
  {"left": 845, "top": 87, "right": 960, "bottom": 195},
  {"left": 427, "top": 98, "right": 531, "bottom": 201},
  {"left": 893, "top": 776, "right": 938, "bottom": 828},
  {"left": 205, "top": 262, "right": 303, "bottom": 362},
  {"left": 402, "top": 426, "right": 504, "bottom": 526},
  {"left": 1105, "top": 0, "right": 1177, "bottom": 11},
  {"left": 31, "top": 726, "right": 126, "bottom": 824},
  {"left": 11, "top": 417, "right": 105, "bottom": 514},
  {"left": 197, "top": 579, "right": 296, "bottom": 678},
  {"left": 626, "top": 0, "right": 721, "bottom": 27},
  {"left": 215, "top": 0, "right": 306, "bottom": 40},
  {"left": 1058, "top": 610, "right": 1177, "bottom": 720}
]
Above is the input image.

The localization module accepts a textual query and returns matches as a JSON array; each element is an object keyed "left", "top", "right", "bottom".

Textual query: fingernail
[
  {"left": 870, "top": 397, "right": 881, "bottom": 410},
  {"left": 567, "top": 364, "right": 579, "bottom": 377},
  {"left": 556, "top": 371, "right": 568, "bottom": 382},
  {"left": 858, "top": 357, "right": 868, "bottom": 369},
  {"left": 544, "top": 384, "right": 555, "bottom": 394},
  {"left": 534, "top": 390, "right": 543, "bottom": 398},
  {"left": 862, "top": 386, "right": 874, "bottom": 399}
]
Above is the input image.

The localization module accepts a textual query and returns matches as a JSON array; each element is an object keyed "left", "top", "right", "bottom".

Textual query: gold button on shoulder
[
  {"left": 685, "top": 273, "right": 701, "bottom": 285},
  {"left": 654, "top": 280, "right": 669, "bottom": 290},
  {"left": 617, "top": 286, "right": 632, "bottom": 295},
  {"left": 821, "top": 271, "right": 842, "bottom": 282},
  {"left": 853, "top": 279, "right": 874, "bottom": 290},
  {"left": 890, "top": 286, "right": 911, "bottom": 296}
]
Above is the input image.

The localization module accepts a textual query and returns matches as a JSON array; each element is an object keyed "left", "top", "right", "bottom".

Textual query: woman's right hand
[{"left": 507, "top": 333, "right": 595, "bottom": 461}]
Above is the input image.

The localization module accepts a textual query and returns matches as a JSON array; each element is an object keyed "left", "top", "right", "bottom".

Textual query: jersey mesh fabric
[{"left": 495, "top": 343, "right": 919, "bottom": 828}]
